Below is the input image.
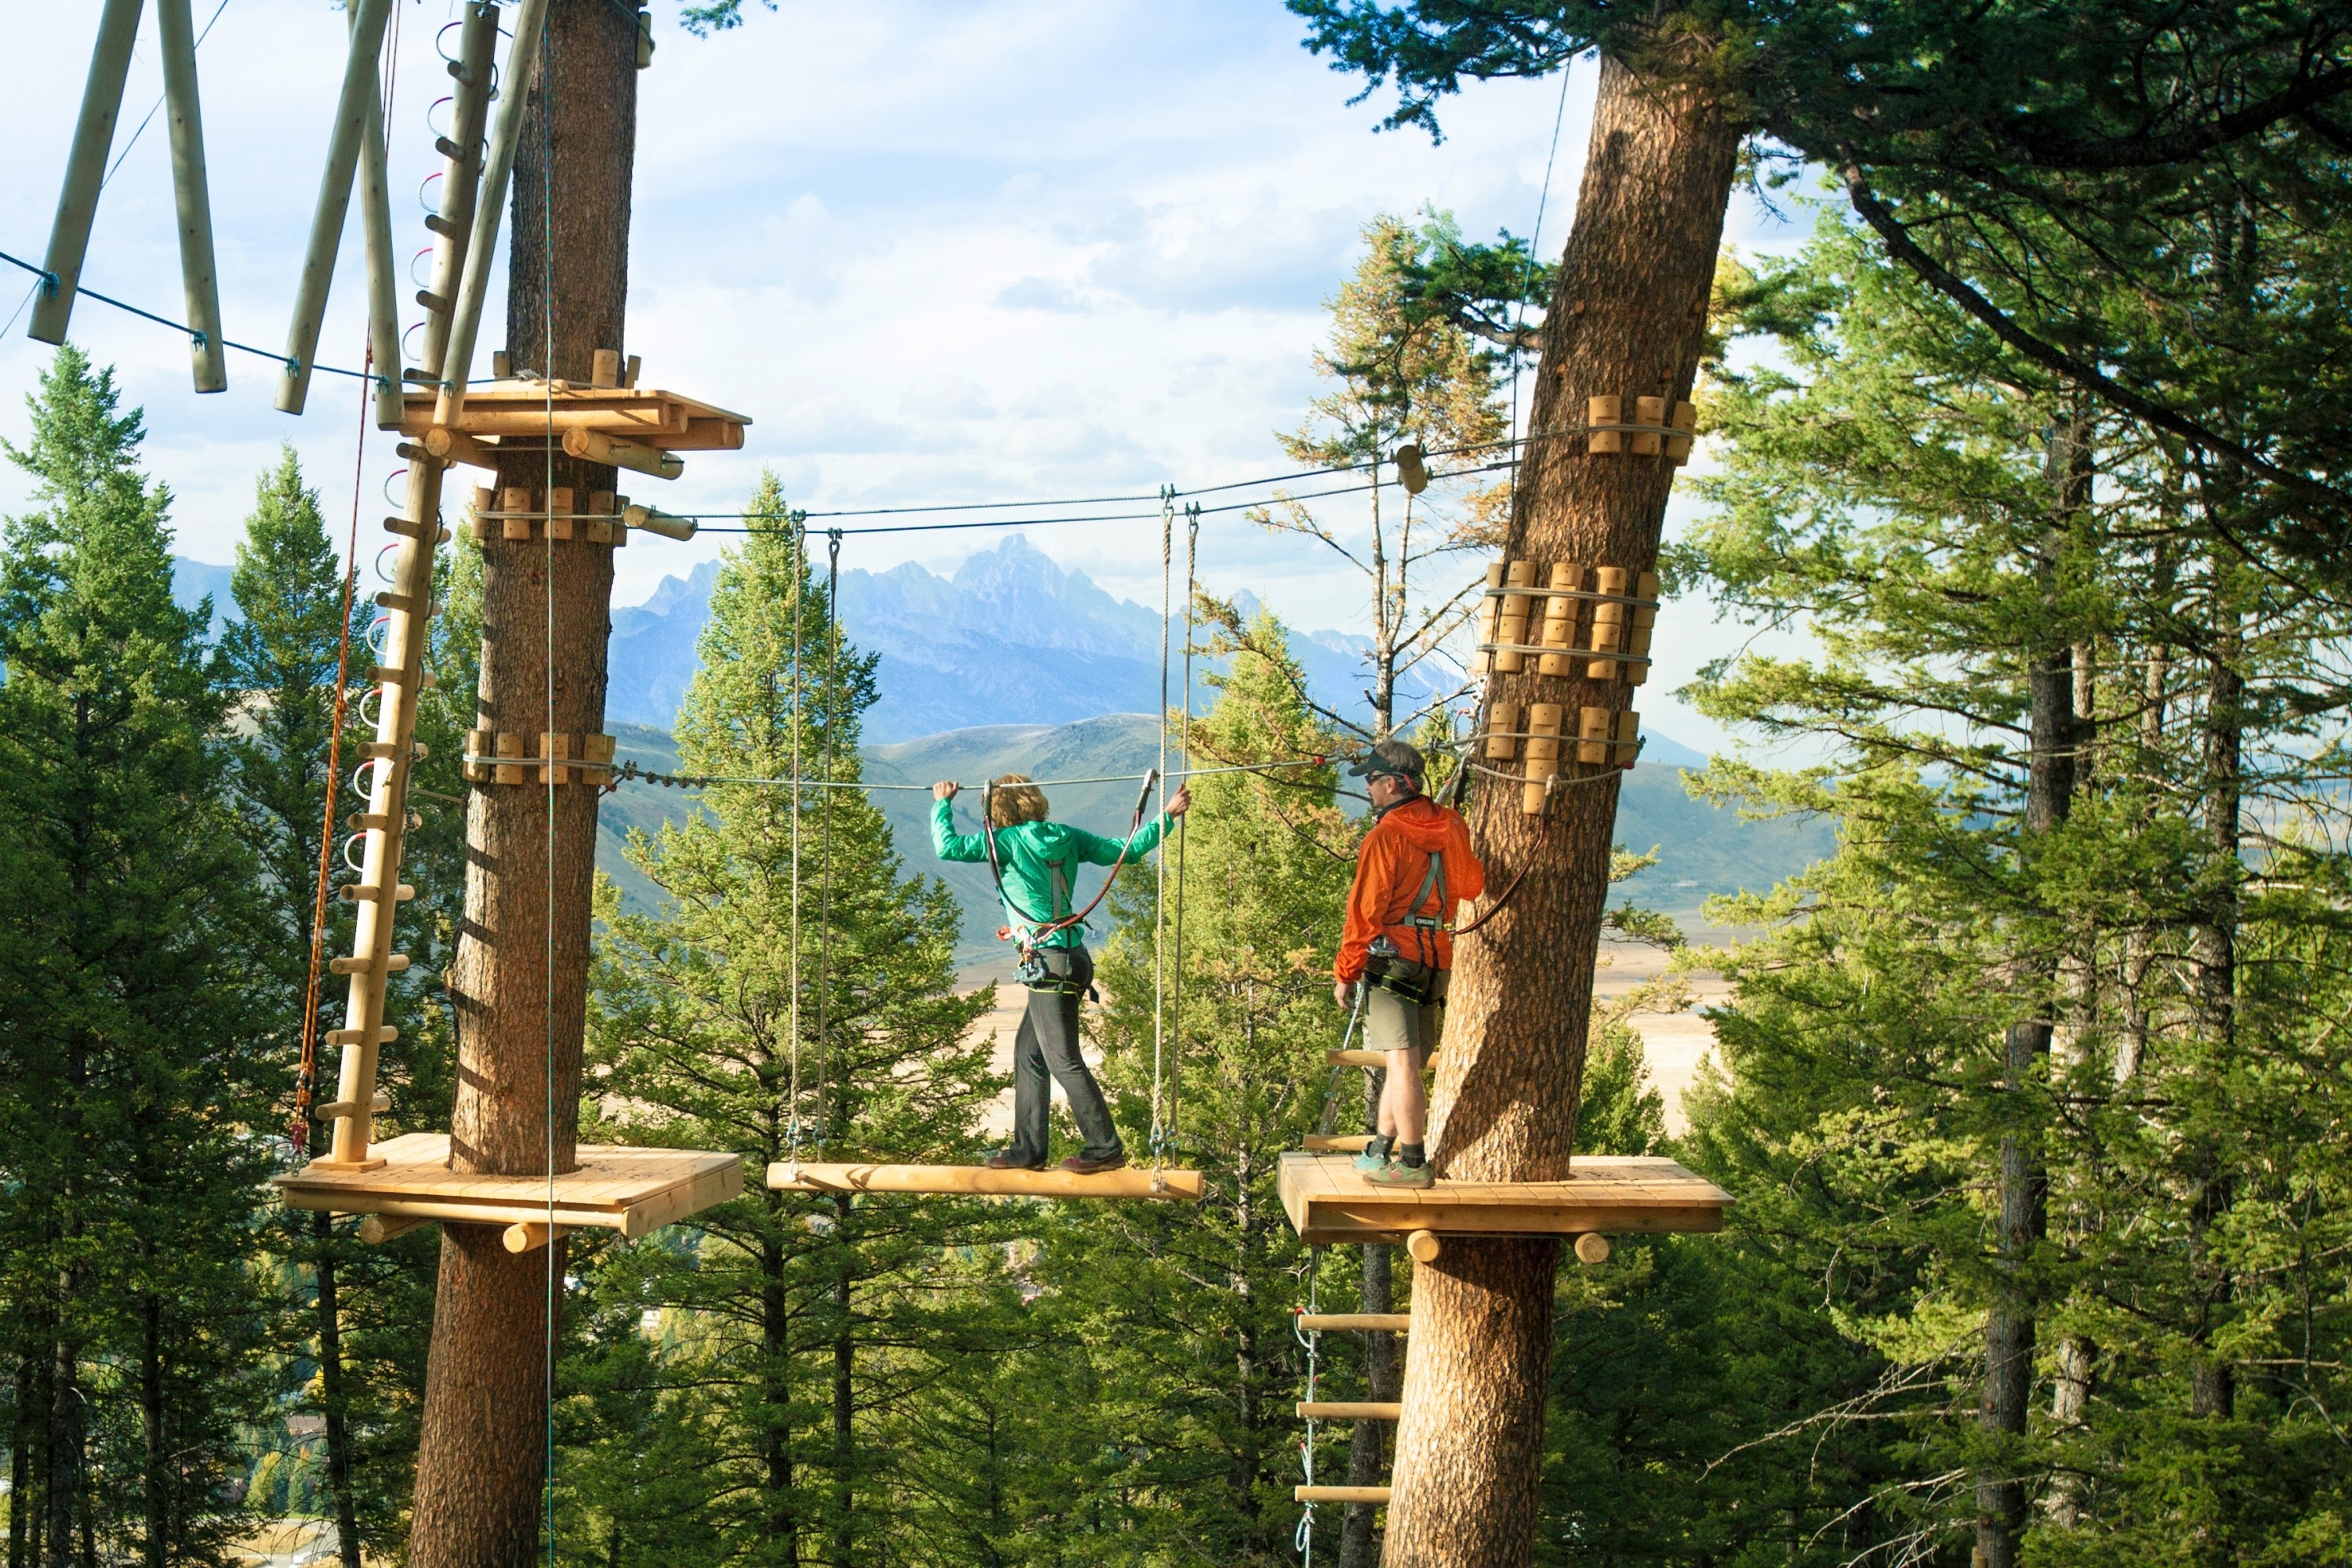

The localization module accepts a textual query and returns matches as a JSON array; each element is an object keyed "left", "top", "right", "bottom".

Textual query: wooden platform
[
  {"left": 277, "top": 1132, "right": 742, "bottom": 1237},
  {"left": 1277, "top": 1152, "right": 1730, "bottom": 1247},
  {"left": 401, "top": 381, "right": 750, "bottom": 451},
  {"left": 768, "top": 1160, "right": 1204, "bottom": 1201}
]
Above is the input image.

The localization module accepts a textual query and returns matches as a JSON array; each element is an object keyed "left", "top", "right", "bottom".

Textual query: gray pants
[{"left": 1008, "top": 946, "right": 1124, "bottom": 1163}]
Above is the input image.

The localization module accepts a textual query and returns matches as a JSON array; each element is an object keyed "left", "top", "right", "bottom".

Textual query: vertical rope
[
  {"left": 1150, "top": 488, "right": 1172, "bottom": 1168},
  {"left": 1170, "top": 502, "right": 1199, "bottom": 1154},
  {"left": 1294, "top": 1247, "right": 1324, "bottom": 1565},
  {"left": 786, "top": 515, "right": 805, "bottom": 1178},
  {"left": 817, "top": 531, "right": 842, "bottom": 1148}
]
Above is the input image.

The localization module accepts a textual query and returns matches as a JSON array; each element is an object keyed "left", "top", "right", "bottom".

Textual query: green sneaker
[
  {"left": 1351, "top": 1141, "right": 1393, "bottom": 1174},
  {"left": 1364, "top": 1159, "right": 1435, "bottom": 1189}
]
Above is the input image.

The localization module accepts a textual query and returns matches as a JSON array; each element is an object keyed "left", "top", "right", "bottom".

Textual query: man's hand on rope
[
  {"left": 932, "top": 780, "right": 959, "bottom": 800},
  {"left": 1167, "top": 784, "right": 1193, "bottom": 817},
  {"left": 1333, "top": 978, "right": 1356, "bottom": 1011}
]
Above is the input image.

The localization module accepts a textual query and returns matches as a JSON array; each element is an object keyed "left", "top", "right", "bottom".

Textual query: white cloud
[{"left": 0, "top": 0, "right": 1809, "bottom": 753}]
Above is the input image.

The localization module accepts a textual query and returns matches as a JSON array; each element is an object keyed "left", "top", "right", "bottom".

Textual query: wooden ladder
[{"left": 309, "top": 2, "right": 497, "bottom": 1171}]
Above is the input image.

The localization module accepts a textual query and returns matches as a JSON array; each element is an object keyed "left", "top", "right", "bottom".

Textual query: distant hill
[{"left": 594, "top": 715, "right": 1831, "bottom": 971}]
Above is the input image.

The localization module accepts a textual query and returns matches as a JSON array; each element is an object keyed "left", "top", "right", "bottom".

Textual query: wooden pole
[
  {"left": 1380, "top": 54, "right": 1742, "bottom": 1568},
  {"left": 154, "top": 0, "right": 226, "bottom": 391},
  {"left": 358, "top": 38, "right": 403, "bottom": 428},
  {"left": 419, "top": 4, "right": 502, "bottom": 385},
  {"left": 430, "top": 0, "right": 554, "bottom": 430},
  {"left": 29, "top": 0, "right": 143, "bottom": 346},
  {"left": 274, "top": 0, "right": 392, "bottom": 415},
  {"left": 406, "top": 8, "right": 641, "bottom": 1566}
]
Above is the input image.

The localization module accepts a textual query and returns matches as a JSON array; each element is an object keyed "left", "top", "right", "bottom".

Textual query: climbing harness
[{"left": 977, "top": 766, "right": 1160, "bottom": 962}]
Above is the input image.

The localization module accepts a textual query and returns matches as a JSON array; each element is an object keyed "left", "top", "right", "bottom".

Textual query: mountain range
[{"left": 602, "top": 535, "right": 1463, "bottom": 740}]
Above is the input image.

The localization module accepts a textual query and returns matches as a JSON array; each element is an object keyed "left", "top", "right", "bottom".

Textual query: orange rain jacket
[{"left": 1334, "top": 794, "right": 1486, "bottom": 985}]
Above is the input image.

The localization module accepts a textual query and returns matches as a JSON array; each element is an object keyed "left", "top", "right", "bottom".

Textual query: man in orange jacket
[{"left": 1334, "top": 739, "right": 1484, "bottom": 1188}]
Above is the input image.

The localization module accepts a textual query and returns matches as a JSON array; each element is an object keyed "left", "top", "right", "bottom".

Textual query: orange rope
[{"left": 290, "top": 347, "right": 372, "bottom": 1157}]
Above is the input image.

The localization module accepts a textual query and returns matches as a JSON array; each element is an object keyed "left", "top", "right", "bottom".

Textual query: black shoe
[
  {"left": 985, "top": 1150, "right": 1047, "bottom": 1171},
  {"left": 1061, "top": 1151, "right": 1129, "bottom": 1175}
]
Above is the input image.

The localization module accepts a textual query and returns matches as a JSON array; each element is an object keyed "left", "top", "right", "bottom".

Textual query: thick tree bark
[
  {"left": 1385, "top": 54, "right": 1741, "bottom": 1568},
  {"left": 407, "top": 5, "right": 638, "bottom": 1566}
]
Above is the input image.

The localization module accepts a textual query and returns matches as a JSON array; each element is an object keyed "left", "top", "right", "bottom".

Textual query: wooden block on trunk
[
  {"left": 548, "top": 485, "right": 575, "bottom": 540},
  {"left": 1587, "top": 566, "right": 1628, "bottom": 680},
  {"left": 1577, "top": 706, "right": 1614, "bottom": 764},
  {"left": 541, "top": 731, "right": 572, "bottom": 785},
  {"left": 1666, "top": 399, "right": 1697, "bottom": 461},
  {"left": 495, "top": 731, "right": 525, "bottom": 786},
  {"left": 1613, "top": 710, "right": 1641, "bottom": 767},
  {"left": 1494, "top": 559, "right": 1535, "bottom": 672},
  {"left": 1588, "top": 394, "right": 1623, "bottom": 455},
  {"left": 1538, "top": 561, "right": 1584, "bottom": 675},
  {"left": 1632, "top": 394, "right": 1667, "bottom": 456},
  {"left": 1486, "top": 699, "right": 1519, "bottom": 760}
]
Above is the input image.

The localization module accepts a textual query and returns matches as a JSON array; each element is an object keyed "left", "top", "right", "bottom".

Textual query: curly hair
[{"left": 986, "top": 773, "right": 1050, "bottom": 827}]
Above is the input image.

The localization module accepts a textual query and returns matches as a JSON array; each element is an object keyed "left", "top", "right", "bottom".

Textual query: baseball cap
[{"left": 1347, "top": 739, "right": 1426, "bottom": 782}]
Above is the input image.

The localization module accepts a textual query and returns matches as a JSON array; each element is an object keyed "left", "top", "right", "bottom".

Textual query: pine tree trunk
[
  {"left": 1384, "top": 54, "right": 1740, "bottom": 1568},
  {"left": 311, "top": 1209, "right": 364, "bottom": 1568},
  {"left": 833, "top": 1197, "right": 854, "bottom": 1566},
  {"left": 8, "top": 1353, "right": 32, "bottom": 1568},
  {"left": 760, "top": 1229, "right": 798, "bottom": 1567},
  {"left": 44, "top": 1308, "right": 77, "bottom": 1568},
  {"left": 408, "top": 5, "right": 639, "bottom": 1565},
  {"left": 140, "top": 1293, "right": 165, "bottom": 1568},
  {"left": 2189, "top": 575, "right": 2243, "bottom": 1422},
  {"left": 1974, "top": 428, "right": 2085, "bottom": 1568}
]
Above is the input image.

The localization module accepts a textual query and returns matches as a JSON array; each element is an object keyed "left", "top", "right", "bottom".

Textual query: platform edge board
[
  {"left": 766, "top": 1161, "right": 1206, "bottom": 1201},
  {"left": 1296, "top": 1203, "right": 1726, "bottom": 1238}
]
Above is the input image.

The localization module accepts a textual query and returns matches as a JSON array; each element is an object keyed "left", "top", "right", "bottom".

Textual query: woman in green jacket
[{"left": 931, "top": 773, "right": 1190, "bottom": 1173}]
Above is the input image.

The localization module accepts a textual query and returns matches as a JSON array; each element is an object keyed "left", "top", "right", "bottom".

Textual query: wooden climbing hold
[
  {"left": 1666, "top": 400, "right": 1697, "bottom": 461},
  {"left": 1577, "top": 706, "right": 1613, "bottom": 766},
  {"left": 315, "top": 1091, "right": 391, "bottom": 1120},
  {"left": 1538, "top": 562, "right": 1583, "bottom": 676},
  {"left": 1486, "top": 699, "right": 1519, "bottom": 760},
  {"left": 1493, "top": 561, "right": 1536, "bottom": 672},
  {"left": 591, "top": 348, "right": 622, "bottom": 389},
  {"left": 325, "top": 1025, "right": 397, "bottom": 1046},
  {"left": 339, "top": 884, "right": 416, "bottom": 903},
  {"left": 329, "top": 953, "right": 410, "bottom": 975},
  {"left": 1522, "top": 704, "right": 1563, "bottom": 815},
  {"left": 1588, "top": 394, "right": 1623, "bottom": 454},
  {"left": 1632, "top": 395, "right": 1668, "bottom": 456},
  {"left": 1586, "top": 566, "right": 1628, "bottom": 679}
]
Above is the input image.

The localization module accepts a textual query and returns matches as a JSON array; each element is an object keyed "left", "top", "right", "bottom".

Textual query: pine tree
[
  {"left": 0, "top": 347, "right": 272, "bottom": 1568},
  {"left": 576, "top": 475, "right": 996, "bottom": 1566}
]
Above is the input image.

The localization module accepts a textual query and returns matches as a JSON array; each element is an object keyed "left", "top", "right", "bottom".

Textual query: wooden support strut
[
  {"left": 1297, "top": 1486, "right": 1391, "bottom": 1505},
  {"left": 1298, "top": 1402, "right": 1403, "bottom": 1421},
  {"left": 1298, "top": 1313, "right": 1411, "bottom": 1333}
]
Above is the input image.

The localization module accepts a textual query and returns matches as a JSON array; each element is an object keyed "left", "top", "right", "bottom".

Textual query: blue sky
[{"left": 1, "top": 0, "right": 1808, "bottom": 751}]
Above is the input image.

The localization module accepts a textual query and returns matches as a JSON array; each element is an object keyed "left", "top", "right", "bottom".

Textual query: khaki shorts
[{"left": 1363, "top": 968, "right": 1447, "bottom": 1057}]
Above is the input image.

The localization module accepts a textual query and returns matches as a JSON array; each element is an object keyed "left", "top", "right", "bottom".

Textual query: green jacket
[{"left": 932, "top": 798, "right": 1171, "bottom": 949}]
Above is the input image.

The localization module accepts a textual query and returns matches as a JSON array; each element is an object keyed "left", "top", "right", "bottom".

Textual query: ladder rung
[
  {"left": 1327, "top": 1050, "right": 1385, "bottom": 1067},
  {"left": 1295, "top": 1486, "right": 1388, "bottom": 1504},
  {"left": 375, "top": 590, "right": 419, "bottom": 612},
  {"left": 340, "top": 884, "right": 416, "bottom": 903},
  {"left": 1298, "top": 1402, "right": 1400, "bottom": 1421},
  {"left": 1298, "top": 1313, "right": 1409, "bottom": 1332},
  {"left": 325, "top": 1025, "right": 397, "bottom": 1047},
  {"left": 314, "top": 1091, "right": 392, "bottom": 1119}
]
